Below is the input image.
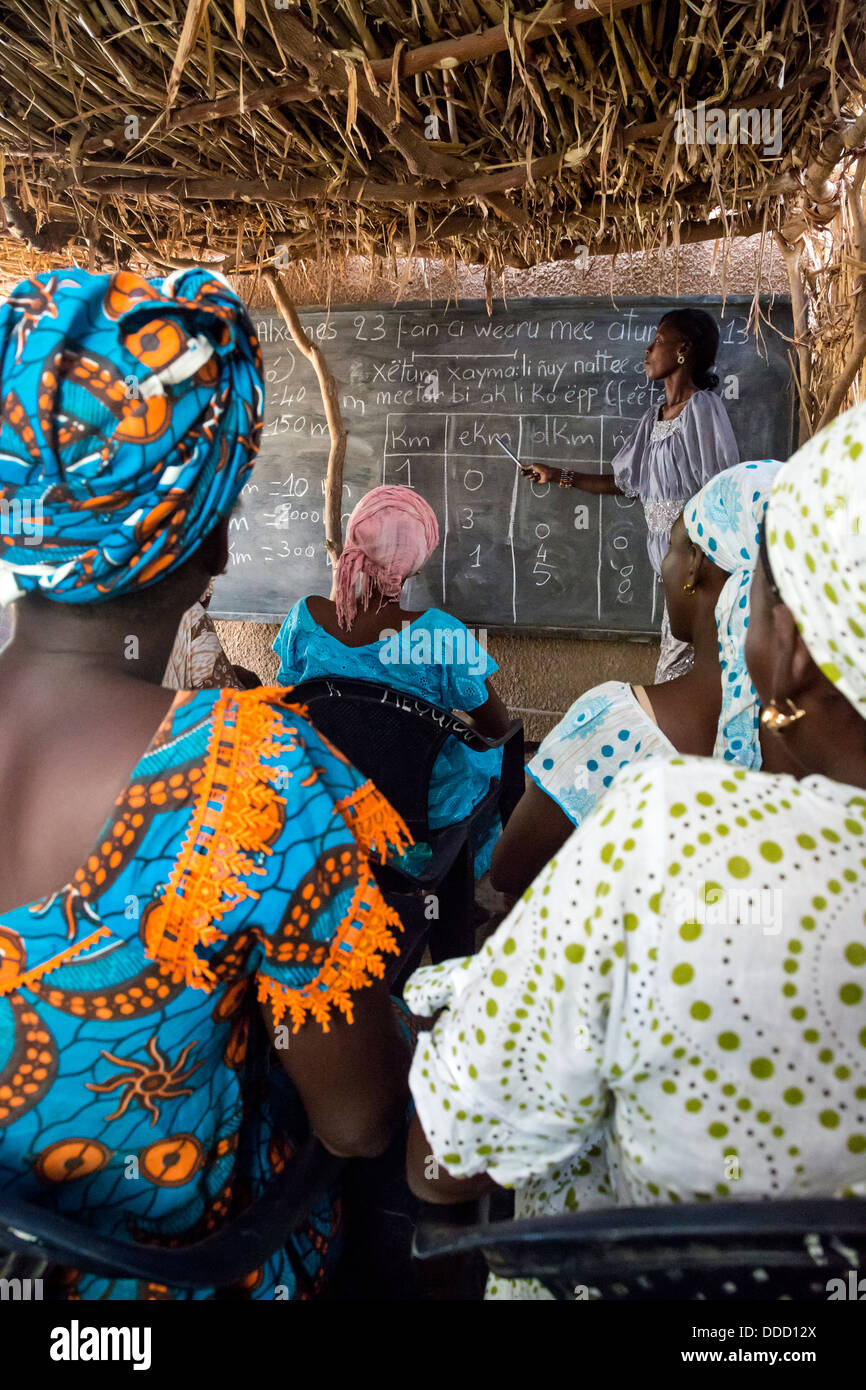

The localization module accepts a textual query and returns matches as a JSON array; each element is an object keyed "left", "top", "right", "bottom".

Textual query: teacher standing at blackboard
[{"left": 524, "top": 309, "right": 739, "bottom": 681}]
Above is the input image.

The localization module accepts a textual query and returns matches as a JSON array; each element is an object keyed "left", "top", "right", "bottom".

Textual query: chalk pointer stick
[{"left": 495, "top": 437, "right": 534, "bottom": 475}]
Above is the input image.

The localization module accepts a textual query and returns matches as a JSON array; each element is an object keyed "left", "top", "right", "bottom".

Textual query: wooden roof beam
[
  {"left": 72, "top": 155, "right": 567, "bottom": 207},
  {"left": 72, "top": 154, "right": 704, "bottom": 210},
  {"left": 802, "top": 109, "right": 866, "bottom": 206},
  {"left": 258, "top": 4, "right": 529, "bottom": 227},
  {"left": 397, "top": 211, "right": 770, "bottom": 266},
  {"left": 621, "top": 69, "right": 829, "bottom": 146},
  {"left": 258, "top": 6, "right": 460, "bottom": 183},
  {"left": 77, "top": 173, "right": 489, "bottom": 205},
  {"left": 80, "top": 0, "right": 645, "bottom": 157}
]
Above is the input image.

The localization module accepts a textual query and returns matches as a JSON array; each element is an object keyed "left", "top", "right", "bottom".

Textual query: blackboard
[{"left": 210, "top": 295, "right": 796, "bottom": 635}]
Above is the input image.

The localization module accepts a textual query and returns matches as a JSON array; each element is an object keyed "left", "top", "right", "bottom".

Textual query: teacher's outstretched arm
[{"left": 521, "top": 462, "right": 622, "bottom": 494}]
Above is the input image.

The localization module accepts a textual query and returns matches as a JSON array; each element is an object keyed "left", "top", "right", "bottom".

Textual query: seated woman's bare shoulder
[
  {"left": 305, "top": 592, "right": 347, "bottom": 639},
  {"left": 305, "top": 593, "right": 336, "bottom": 623}
]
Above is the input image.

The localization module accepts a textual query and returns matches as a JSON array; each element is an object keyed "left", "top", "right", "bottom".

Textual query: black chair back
[
  {"left": 0, "top": 1136, "right": 343, "bottom": 1296},
  {"left": 413, "top": 1199, "right": 866, "bottom": 1301},
  {"left": 287, "top": 677, "right": 523, "bottom": 983},
  {"left": 289, "top": 677, "right": 523, "bottom": 840}
]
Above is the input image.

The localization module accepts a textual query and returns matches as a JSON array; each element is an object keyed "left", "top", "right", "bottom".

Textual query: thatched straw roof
[{"left": 1, "top": 1, "right": 864, "bottom": 277}]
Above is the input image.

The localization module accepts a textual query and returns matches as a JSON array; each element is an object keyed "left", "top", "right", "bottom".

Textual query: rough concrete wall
[
  {"left": 216, "top": 618, "right": 281, "bottom": 685},
  {"left": 236, "top": 231, "right": 789, "bottom": 308},
  {"left": 218, "top": 235, "right": 789, "bottom": 741},
  {"left": 476, "top": 630, "right": 659, "bottom": 738}
]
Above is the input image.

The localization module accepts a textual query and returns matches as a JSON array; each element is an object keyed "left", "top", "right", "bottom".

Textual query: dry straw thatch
[{"left": 0, "top": 1, "right": 865, "bottom": 430}]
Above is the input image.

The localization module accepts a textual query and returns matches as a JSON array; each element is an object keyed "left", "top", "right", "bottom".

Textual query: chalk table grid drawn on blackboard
[{"left": 210, "top": 296, "right": 796, "bottom": 637}]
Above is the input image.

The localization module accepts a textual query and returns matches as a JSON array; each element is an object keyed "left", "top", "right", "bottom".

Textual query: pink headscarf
[{"left": 334, "top": 486, "right": 440, "bottom": 629}]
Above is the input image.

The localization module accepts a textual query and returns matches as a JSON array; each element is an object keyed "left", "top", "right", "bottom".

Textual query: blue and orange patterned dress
[{"left": 0, "top": 686, "right": 409, "bottom": 1300}]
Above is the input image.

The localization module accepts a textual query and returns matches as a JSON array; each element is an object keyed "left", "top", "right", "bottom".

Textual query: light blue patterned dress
[
  {"left": 273, "top": 601, "right": 503, "bottom": 876},
  {"left": 683, "top": 458, "right": 784, "bottom": 768},
  {"left": 528, "top": 681, "right": 674, "bottom": 828},
  {"left": 529, "top": 461, "right": 784, "bottom": 826}
]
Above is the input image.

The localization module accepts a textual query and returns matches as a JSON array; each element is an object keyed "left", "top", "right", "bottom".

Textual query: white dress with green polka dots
[{"left": 406, "top": 757, "right": 866, "bottom": 1300}]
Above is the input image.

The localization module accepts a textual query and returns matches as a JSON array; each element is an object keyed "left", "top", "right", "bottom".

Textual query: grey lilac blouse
[{"left": 612, "top": 390, "right": 739, "bottom": 575}]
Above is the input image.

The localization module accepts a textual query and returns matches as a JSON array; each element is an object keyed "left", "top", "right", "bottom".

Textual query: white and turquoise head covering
[
  {"left": 684, "top": 458, "right": 786, "bottom": 767},
  {"left": 765, "top": 401, "right": 866, "bottom": 718}
]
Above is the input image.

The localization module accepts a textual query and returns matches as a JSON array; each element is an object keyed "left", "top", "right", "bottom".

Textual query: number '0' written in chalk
[{"left": 612, "top": 533, "right": 634, "bottom": 603}]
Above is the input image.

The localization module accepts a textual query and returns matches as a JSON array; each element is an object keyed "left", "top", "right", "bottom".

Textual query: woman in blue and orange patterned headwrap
[{"left": 0, "top": 268, "right": 412, "bottom": 1300}]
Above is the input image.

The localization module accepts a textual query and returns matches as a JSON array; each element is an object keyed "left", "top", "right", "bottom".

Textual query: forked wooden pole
[
  {"left": 815, "top": 159, "right": 866, "bottom": 432},
  {"left": 263, "top": 269, "right": 346, "bottom": 575},
  {"left": 774, "top": 231, "right": 813, "bottom": 445}
]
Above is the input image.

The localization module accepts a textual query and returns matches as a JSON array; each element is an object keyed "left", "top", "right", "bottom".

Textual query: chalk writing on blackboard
[{"left": 210, "top": 297, "right": 795, "bottom": 632}]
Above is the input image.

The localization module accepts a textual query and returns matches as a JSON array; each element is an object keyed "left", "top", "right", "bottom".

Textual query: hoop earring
[
  {"left": 760, "top": 697, "right": 806, "bottom": 733},
  {"left": 682, "top": 582, "right": 696, "bottom": 595},
  {"left": 677, "top": 352, "right": 686, "bottom": 364}
]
